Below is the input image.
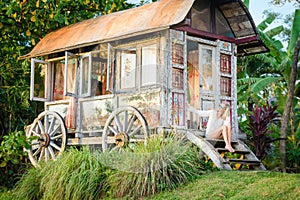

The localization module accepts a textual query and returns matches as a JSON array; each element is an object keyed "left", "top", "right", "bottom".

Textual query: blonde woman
[{"left": 189, "top": 103, "right": 235, "bottom": 152}]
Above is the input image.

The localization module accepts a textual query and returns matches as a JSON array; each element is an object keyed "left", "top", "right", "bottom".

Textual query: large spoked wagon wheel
[
  {"left": 102, "top": 106, "right": 149, "bottom": 152},
  {"left": 26, "top": 111, "right": 67, "bottom": 167}
]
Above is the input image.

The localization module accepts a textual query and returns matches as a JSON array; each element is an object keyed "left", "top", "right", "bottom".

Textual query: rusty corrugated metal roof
[
  {"left": 20, "top": 0, "right": 267, "bottom": 59},
  {"left": 20, "top": 0, "right": 194, "bottom": 59}
]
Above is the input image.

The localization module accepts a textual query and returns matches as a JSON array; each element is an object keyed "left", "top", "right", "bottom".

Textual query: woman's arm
[{"left": 188, "top": 106, "right": 212, "bottom": 117}]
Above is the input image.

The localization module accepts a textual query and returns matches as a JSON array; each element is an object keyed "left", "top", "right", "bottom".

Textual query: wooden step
[
  {"left": 217, "top": 148, "right": 250, "bottom": 154},
  {"left": 206, "top": 139, "right": 238, "bottom": 148},
  {"left": 225, "top": 158, "right": 261, "bottom": 166}
]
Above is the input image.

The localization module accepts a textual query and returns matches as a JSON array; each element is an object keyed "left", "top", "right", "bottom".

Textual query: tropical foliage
[
  {"left": 247, "top": 103, "right": 280, "bottom": 160},
  {"left": 0, "top": 0, "right": 134, "bottom": 190},
  {"left": 238, "top": 1, "right": 300, "bottom": 171}
]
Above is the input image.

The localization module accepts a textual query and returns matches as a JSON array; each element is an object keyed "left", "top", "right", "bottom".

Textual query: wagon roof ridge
[{"left": 19, "top": 0, "right": 267, "bottom": 59}]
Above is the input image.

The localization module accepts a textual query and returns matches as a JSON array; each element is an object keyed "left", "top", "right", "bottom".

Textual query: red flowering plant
[{"left": 248, "top": 102, "right": 281, "bottom": 160}]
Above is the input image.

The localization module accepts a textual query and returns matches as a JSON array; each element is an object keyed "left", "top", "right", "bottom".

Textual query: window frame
[
  {"left": 115, "top": 40, "right": 159, "bottom": 92},
  {"left": 64, "top": 51, "right": 78, "bottom": 97},
  {"left": 30, "top": 58, "right": 51, "bottom": 101},
  {"left": 79, "top": 52, "right": 92, "bottom": 97}
]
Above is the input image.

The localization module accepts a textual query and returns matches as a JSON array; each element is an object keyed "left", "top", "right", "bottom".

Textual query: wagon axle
[
  {"left": 38, "top": 133, "right": 51, "bottom": 147},
  {"left": 115, "top": 132, "right": 129, "bottom": 147}
]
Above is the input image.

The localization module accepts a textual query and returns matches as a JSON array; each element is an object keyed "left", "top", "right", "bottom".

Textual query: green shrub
[
  {"left": 103, "top": 134, "right": 206, "bottom": 198},
  {"left": 0, "top": 131, "right": 30, "bottom": 190},
  {"left": 13, "top": 147, "right": 108, "bottom": 200}
]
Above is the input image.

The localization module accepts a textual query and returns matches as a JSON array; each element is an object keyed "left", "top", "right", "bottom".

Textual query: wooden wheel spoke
[
  {"left": 31, "top": 141, "right": 40, "bottom": 146},
  {"left": 108, "top": 125, "right": 119, "bottom": 135},
  {"left": 51, "top": 134, "right": 62, "bottom": 140},
  {"left": 38, "top": 148, "right": 45, "bottom": 162},
  {"left": 45, "top": 147, "right": 50, "bottom": 161},
  {"left": 111, "top": 146, "right": 123, "bottom": 153},
  {"left": 126, "top": 115, "right": 137, "bottom": 133},
  {"left": 123, "top": 110, "right": 128, "bottom": 132},
  {"left": 49, "top": 125, "right": 60, "bottom": 136},
  {"left": 47, "top": 117, "right": 56, "bottom": 134},
  {"left": 38, "top": 120, "right": 45, "bottom": 133},
  {"left": 33, "top": 146, "right": 42, "bottom": 157},
  {"left": 32, "top": 126, "right": 41, "bottom": 137},
  {"left": 48, "top": 146, "right": 57, "bottom": 160},
  {"left": 27, "top": 111, "right": 67, "bottom": 167},
  {"left": 129, "top": 124, "right": 142, "bottom": 136},
  {"left": 50, "top": 141, "right": 61, "bottom": 151},
  {"left": 102, "top": 107, "right": 148, "bottom": 152},
  {"left": 114, "top": 115, "right": 123, "bottom": 131}
]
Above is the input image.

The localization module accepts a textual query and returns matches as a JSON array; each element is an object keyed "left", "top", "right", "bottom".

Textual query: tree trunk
[{"left": 280, "top": 33, "right": 300, "bottom": 172}]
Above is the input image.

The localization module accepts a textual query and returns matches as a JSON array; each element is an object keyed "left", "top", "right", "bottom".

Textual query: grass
[
  {"left": 7, "top": 147, "right": 108, "bottom": 200},
  {"left": 148, "top": 171, "right": 300, "bottom": 200},
  {"left": 104, "top": 134, "right": 206, "bottom": 198},
  {"left": 0, "top": 135, "right": 299, "bottom": 200}
]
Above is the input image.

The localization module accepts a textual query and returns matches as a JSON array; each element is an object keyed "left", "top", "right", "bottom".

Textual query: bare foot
[{"left": 225, "top": 146, "right": 235, "bottom": 153}]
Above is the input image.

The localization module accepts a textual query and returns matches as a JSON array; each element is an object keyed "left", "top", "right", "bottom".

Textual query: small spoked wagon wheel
[
  {"left": 102, "top": 106, "right": 149, "bottom": 152},
  {"left": 26, "top": 111, "right": 67, "bottom": 167}
]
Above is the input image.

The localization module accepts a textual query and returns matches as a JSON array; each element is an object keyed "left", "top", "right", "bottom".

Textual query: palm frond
[
  {"left": 266, "top": 25, "right": 284, "bottom": 39},
  {"left": 258, "top": 14, "right": 276, "bottom": 31},
  {"left": 250, "top": 77, "right": 282, "bottom": 93}
]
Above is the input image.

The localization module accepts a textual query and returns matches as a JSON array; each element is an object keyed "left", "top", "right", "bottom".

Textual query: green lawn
[
  {"left": 148, "top": 171, "right": 300, "bottom": 200},
  {"left": 1, "top": 170, "right": 300, "bottom": 200}
]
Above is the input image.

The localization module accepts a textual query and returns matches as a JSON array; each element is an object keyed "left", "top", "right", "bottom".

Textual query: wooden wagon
[{"left": 20, "top": 0, "right": 268, "bottom": 170}]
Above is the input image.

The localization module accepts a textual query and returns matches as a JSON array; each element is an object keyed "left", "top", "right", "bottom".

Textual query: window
[
  {"left": 116, "top": 42, "right": 158, "bottom": 90},
  {"left": 191, "top": 0, "right": 211, "bottom": 32},
  {"left": 64, "top": 52, "right": 78, "bottom": 97},
  {"left": 141, "top": 44, "right": 157, "bottom": 86},
  {"left": 80, "top": 53, "right": 92, "bottom": 97},
  {"left": 120, "top": 49, "right": 136, "bottom": 89},
  {"left": 220, "top": 54, "right": 231, "bottom": 74},
  {"left": 172, "top": 92, "right": 185, "bottom": 126},
  {"left": 172, "top": 43, "right": 184, "bottom": 65},
  {"left": 172, "top": 68, "right": 184, "bottom": 90},
  {"left": 200, "top": 47, "right": 213, "bottom": 92},
  {"left": 220, "top": 76, "right": 231, "bottom": 96},
  {"left": 30, "top": 59, "right": 50, "bottom": 101}
]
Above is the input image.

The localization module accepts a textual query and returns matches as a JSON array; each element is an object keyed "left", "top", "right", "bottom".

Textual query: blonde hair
[{"left": 219, "top": 103, "right": 230, "bottom": 120}]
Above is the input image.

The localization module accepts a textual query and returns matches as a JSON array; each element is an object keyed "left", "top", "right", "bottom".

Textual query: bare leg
[
  {"left": 223, "top": 125, "right": 234, "bottom": 152},
  {"left": 209, "top": 126, "right": 223, "bottom": 139}
]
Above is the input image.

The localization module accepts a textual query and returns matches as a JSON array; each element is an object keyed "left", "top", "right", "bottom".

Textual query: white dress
[{"left": 188, "top": 107, "right": 230, "bottom": 138}]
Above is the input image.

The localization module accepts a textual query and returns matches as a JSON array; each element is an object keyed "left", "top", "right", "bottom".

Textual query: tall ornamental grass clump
[
  {"left": 103, "top": 134, "right": 205, "bottom": 198},
  {"left": 14, "top": 147, "right": 108, "bottom": 200}
]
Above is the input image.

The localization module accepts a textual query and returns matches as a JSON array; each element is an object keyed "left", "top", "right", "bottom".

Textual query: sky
[{"left": 127, "top": 0, "right": 297, "bottom": 27}]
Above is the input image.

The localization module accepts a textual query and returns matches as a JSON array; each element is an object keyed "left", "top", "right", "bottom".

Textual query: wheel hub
[
  {"left": 39, "top": 133, "right": 50, "bottom": 147},
  {"left": 115, "top": 132, "right": 129, "bottom": 147}
]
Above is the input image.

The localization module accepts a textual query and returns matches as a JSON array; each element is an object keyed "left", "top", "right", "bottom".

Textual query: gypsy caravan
[{"left": 20, "top": 0, "right": 268, "bottom": 170}]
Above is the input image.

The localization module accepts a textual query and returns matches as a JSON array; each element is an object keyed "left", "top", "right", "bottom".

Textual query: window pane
[
  {"left": 216, "top": 8, "right": 234, "bottom": 38},
  {"left": 53, "top": 60, "right": 66, "bottom": 100},
  {"left": 172, "top": 68, "right": 184, "bottom": 90},
  {"left": 172, "top": 92, "right": 185, "bottom": 126},
  {"left": 81, "top": 56, "right": 90, "bottom": 95},
  {"left": 91, "top": 44, "right": 111, "bottom": 96},
  {"left": 172, "top": 43, "right": 184, "bottom": 65},
  {"left": 66, "top": 58, "right": 77, "bottom": 94},
  {"left": 220, "top": 54, "right": 231, "bottom": 74},
  {"left": 120, "top": 49, "right": 136, "bottom": 89},
  {"left": 33, "top": 61, "right": 48, "bottom": 99},
  {"left": 142, "top": 44, "right": 157, "bottom": 86},
  {"left": 187, "top": 40, "right": 200, "bottom": 109},
  {"left": 201, "top": 48, "right": 213, "bottom": 91},
  {"left": 191, "top": 0, "right": 211, "bottom": 32},
  {"left": 220, "top": 76, "right": 231, "bottom": 96}
]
